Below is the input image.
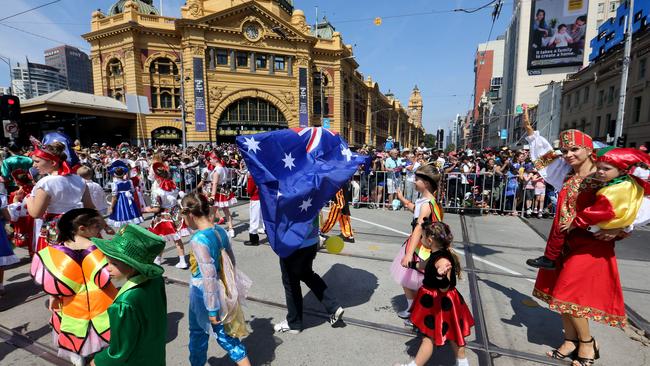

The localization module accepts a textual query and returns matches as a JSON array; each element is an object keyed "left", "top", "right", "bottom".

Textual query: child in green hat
[{"left": 90, "top": 224, "right": 168, "bottom": 366}]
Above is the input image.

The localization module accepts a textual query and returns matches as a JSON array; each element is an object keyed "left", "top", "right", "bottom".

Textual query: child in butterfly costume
[{"left": 31, "top": 209, "right": 117, "bottom": 366}]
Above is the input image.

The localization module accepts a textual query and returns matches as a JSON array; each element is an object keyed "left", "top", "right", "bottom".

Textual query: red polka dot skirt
[{"left": 410, "top": 286, "right": 474, "bottom": 346}]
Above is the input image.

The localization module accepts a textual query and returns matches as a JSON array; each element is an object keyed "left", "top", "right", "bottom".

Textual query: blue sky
[{"left": 0, "top": 0, "right": 511, "bottom": 134}]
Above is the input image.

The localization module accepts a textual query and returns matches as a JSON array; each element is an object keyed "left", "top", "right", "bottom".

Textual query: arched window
[
  {"left": 149, "top": 57, "right": 180, "bottom": 110},
  {"left": 149, "top": 57, "right": 178, "bottom": 75},
  {"left": 106, "top": 59, "right": 124, "bottom": 102},
  {"left": 218, "top": 98, "right": 287, "bottom": 130}
]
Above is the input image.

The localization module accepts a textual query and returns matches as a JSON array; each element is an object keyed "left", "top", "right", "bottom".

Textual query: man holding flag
[{"left": 237, "top": 127, "right": 368, "bottom": 334}]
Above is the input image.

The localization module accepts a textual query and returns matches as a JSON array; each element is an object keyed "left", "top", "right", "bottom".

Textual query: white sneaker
[
  {"left": 393, "top": 361, "right": 417, "bottom": 366},
  {"left": 273, "top": 320, "right": 300, "bottom": 334},
  {"left": 329, "top": 307, "right": 344, "bottom": 325},
  {"left": 397, "top": 309, "right": 411, "bottom": 319},
  {"left": 153, "top": 256, "right": 162, "bottom": 265},
  {"left": 175, "top": 261, "right": 188, "bottom": 269},
  {"left": 228, "top": 229, "right": 235, "bottom": 238}
]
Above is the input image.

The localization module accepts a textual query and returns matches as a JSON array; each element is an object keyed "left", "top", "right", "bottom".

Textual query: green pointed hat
[{"left": 93, "top": 224, "right": 165, "bottom": 279}]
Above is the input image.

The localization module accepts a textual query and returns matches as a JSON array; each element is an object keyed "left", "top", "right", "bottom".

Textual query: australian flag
[{"left": 237, "top": 127, "right": 368, "bottom": 258}]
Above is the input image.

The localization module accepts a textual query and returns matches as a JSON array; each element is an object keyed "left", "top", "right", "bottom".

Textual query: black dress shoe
[
  {"left": 244, "top": 233, "right": 260, "bottom": 246},
  {"left": 526, "top": 256, "right": 555, "bottom": 269}
]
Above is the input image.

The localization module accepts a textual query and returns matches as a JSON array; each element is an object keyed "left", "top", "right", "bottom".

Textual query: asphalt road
[{"left": 1, "top": 204, "right": 649, "bottom": 365}]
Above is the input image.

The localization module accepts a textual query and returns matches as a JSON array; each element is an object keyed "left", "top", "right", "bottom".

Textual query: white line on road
[{"left": 341, "top": 212, "right": 535, "bottom": 283}]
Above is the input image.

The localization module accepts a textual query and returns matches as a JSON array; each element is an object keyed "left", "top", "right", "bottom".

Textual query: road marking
[{"left": 341, "top": 211, "right": 536, "bottom": 283}]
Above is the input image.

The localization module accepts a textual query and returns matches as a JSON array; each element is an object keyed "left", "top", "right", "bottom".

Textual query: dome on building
[{"left": 108, "top": 0, "right": 160, "bottom": 16}]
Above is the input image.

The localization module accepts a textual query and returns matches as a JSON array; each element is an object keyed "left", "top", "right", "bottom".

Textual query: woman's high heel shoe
[
  {"left": 573, "top": 337, "right": 600, "bottom": 366},
  {"left": 548, "top": 338, "right": 578, "bottom": 360}
]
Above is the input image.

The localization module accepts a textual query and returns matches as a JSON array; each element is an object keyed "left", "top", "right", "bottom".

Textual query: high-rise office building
[
  {"left": 44, "top": 45, "right": 93, "bottom": 94},
  {"left": 11, "top": 61, "right": 68, "bottom": 100}
]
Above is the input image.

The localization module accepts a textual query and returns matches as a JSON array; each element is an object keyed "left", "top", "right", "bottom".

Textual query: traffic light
[
  {"left": 616, "top": 134, "right": 627, "bottom": 147},
  {"left": 0, "top": 95, "right": 20, "bottom": 121}
]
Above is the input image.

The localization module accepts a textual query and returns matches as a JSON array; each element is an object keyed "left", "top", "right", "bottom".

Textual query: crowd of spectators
[
  {"left": 350, "top": 144, "right": 559, "bottom": 218},
  {"left": 1, "top": 139, "right": 569, "bottom": 218}
]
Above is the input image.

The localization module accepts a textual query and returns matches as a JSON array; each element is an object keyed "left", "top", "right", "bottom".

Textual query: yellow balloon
[{"left": 324, "top": 236, "right": 345, "bottom": 254}]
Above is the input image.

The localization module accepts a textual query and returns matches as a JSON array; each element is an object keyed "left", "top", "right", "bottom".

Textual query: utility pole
[
  {"left": 320, "top": 67, "right": 324, "bottom": 126},
  {"left": 615, "top": 0, "right": 635, "bottom": 144},
  {"left": 480, "top": 103, "right": 486, "bottom": 150}
]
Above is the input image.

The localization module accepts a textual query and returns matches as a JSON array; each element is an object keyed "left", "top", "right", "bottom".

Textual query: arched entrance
[
  {"left": 216, "top": 97, "right": 288, "bottom": 143},
  {"left": 151, "top": 127, "right": 182, "bottom": 146}
]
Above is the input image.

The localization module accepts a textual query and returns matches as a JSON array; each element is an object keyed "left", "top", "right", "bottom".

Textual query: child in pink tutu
[
  {"left": 395, "top": 221, "right": 474, "bottom": 366},
  {"left": 391, "top": 164, "right": 443, "bottom": 322}
]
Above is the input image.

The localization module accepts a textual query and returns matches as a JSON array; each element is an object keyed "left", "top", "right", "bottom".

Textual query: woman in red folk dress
[{"left": 523, "top": 118, "right": 645, "bottom": 366}]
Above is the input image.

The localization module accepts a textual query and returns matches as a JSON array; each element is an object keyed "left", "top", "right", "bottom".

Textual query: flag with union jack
[{"left": 237, "top": 127, "right": 368, "bottom": 257}]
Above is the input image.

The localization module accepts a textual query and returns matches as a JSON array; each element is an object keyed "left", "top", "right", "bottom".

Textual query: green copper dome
[{"left": 108, "top": 0, "right": 160, "bottom": 16}]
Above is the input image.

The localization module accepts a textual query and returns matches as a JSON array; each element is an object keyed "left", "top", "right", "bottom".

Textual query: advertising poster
[
  {"left": 299, "top": 67, "right": 309, "bottom": 128},
  {"left": 193, "top": 57, "right": 207, "bottom": 132},
  {"left": 528, "top": 0, "right": 588, "bottom": 70}
]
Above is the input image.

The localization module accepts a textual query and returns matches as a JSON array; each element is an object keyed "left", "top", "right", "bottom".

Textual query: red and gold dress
[{"left": 527, "top": 130, "right": 628, "bottom": 327}]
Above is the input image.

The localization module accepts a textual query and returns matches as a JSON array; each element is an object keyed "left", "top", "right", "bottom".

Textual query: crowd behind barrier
[
  {"left": 0, "top": 139, "right": 573, "bottom": 218},
  {"left": 32, "top": 141, "right": 563, "bottom": 220}
]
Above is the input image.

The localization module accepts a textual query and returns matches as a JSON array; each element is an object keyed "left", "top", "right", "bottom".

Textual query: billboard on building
[
  {"left": 298, "top": 68, "right": 308, "bottom": 128},
  {"left": 528, "top": 0, "right": 588, "bottom": 70},
  {"left": 193, "top": 57, "right": 207, "bottom": 132}
]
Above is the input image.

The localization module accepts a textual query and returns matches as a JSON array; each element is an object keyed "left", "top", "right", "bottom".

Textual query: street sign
[
  {"left": 374, "top": 17, "right": 382, "bottom": 26},
  {"left": 323, "top": 118, "right": 330, "bottom": 129},
  {"left": 3, "top": 120, "right": 17, "bottom": 138},
  {"left": 500, "top": 129, "right": 508, "bottom": 140}
]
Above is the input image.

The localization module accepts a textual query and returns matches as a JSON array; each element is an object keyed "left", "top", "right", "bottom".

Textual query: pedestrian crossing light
[
  {"left": 0, "top": 95, "right": 20, "bottom": 121},
  {"left": 374, "top": 17, "right": 382, "bottom": 26},
  {"left": 616, "top": 134, "right": 627, "bottom": 147}
]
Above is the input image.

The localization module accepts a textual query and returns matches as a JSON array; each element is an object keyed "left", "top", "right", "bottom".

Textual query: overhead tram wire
[
  {"left": 0, "top": 23, "right": 90, "bottom": 52},
  {"left": 0, "top": 0, "right": 62, "bottom": 23},
  {"left": 332, "top": 0, "right": 508, "bottom": 24},
  {"left": 464, "top": 0, "right": 504, "bottom": 146}
]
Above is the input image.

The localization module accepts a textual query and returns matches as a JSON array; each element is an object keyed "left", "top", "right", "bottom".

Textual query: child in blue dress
[
  {"left": 107, "top": 161, "right": 143, "bottom": 229},
  {"left": 180, "top": 193, "right": 252, "bottom": 366}
]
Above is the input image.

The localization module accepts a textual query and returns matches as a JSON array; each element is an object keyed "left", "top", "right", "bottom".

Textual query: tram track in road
[
  {"left": 163, "top": 273, "right": 565, "bottom": 365},
  {"left": 0, "top": 323, "right": 66, "bottom": 365}
]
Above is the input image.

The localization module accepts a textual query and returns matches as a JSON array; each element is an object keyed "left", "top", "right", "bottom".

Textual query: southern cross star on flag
[{"left": 237, "top": 127, "right": 369, "bottom": 258}]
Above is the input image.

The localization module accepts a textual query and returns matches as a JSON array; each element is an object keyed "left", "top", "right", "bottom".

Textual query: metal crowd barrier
[
  {"left": 92, "top": 164, "right": 251, "bottom": 207},
  {"left": 349, "top": 170, "right": 557, "bottom": 217},
  {"left": 90, "top": 164, "right": 558, "bottom": 218}
]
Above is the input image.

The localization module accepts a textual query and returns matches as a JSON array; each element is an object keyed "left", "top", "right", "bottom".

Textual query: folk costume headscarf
[{"left": 557, "top": 129, "right": 595, "bottom": 226}]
